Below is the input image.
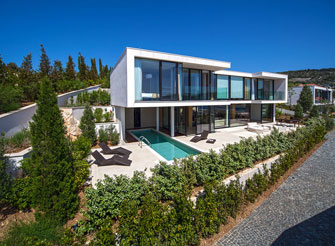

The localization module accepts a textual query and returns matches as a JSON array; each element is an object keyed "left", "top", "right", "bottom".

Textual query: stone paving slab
[{"left": 216, "top": 130, "right": 335, "bottom": 246}]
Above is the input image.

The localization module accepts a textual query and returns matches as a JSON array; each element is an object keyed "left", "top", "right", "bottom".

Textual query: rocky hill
[{"left": 279, "top": 68, "right": 335, "bottom": 87}]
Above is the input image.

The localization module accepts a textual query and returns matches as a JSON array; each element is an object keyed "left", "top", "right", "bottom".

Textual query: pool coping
[{"left": 128, "top": 128, "right": 202, "bottom": 163}]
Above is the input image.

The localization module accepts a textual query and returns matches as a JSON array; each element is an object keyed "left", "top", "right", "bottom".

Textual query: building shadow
[{"left": 272, "top": 206, "right": 335, "bottom": 246}]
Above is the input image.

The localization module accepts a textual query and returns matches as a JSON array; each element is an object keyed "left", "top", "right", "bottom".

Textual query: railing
[{"left": 139, "top": 136, "right": 152, "bottom": 148}]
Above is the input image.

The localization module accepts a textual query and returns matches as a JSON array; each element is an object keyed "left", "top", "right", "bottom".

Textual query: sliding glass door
[
  {"left": 230, "top": 104, "right": 251, "bottom": 127},
  {"left": 214, "top": 106, "right": 229, "bottom": 128}
]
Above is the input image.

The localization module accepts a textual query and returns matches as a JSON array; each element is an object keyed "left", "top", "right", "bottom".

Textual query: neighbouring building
[
  {"left": 290, "top": 84, "right": 333, "bottom": 106},
  {"left": 110, "top": 48, "right": 288, "bottom": 140}
]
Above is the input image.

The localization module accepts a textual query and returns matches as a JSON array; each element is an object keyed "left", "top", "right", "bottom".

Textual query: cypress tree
[
  {"left": 79, "top": 104, "right": 97, "bottom": 145},
  {"left": 20, "top": 52, "right": 38, "bottom": 101},
  {"left": 294, "top": 104, "right": 304, "bottom": 120},
  {"left": 310, "top": 105, "right": 319, "bottom": 118},
  {"left": 28, "top": 77, "right": 78, "bottom": 223},
  {"left": 39, "top": 44, "right": 51, "bottom": 78},
  {"left": 78, "top": 53, "right": 87, "bottom": 81},
  {"left": 50, "top": 60, "right": 63, "bottom": 89},
  {"left": 99, "top": 58, "right": 103, "bottom": 78},
  {"left": 90, "top": 58, "right": 98, "bottom": 82},
  {"left": 298, "top": 85, "right": 313, "bottom": 113},
  {"left": 65, "top": 55, "right": 76, "bottom": 81}
]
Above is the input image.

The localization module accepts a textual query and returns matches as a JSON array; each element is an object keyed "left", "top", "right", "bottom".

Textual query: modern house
[
  {"left": 110, "top": 48, "right": 288, "bottom": 141},
  {"left": 290, "top": 84, "right": 333, "bottom": 106}
]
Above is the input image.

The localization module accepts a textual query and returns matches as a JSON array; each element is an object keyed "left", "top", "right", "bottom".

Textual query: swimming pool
[{"left": 130, "top": 129, "right": 201, "bottom": 161}]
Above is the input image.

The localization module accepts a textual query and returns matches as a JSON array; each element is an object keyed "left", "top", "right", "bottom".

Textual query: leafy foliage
[{"left": 98, "top": 125, "right": 119, "bottom": 145}]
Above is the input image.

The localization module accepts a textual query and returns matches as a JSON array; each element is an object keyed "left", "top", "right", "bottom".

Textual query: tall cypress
[
  {"left": 20, "top": 52, "right": 38, "bottom": 101},
  {"left": 65, "top": 55, "right": 76, "bottom": 81},
  {"left": 90, "top": 58, "right": 98, "bottom": 82},
  {"left": 28, "top": 77, "right": 78, "bottom": 222},
  {"left": 50, "top": 60, "right": 63, "bottom": 89},
  {"left": 39, "top": 44, "right": 51, "bottom": 78},
  {"left": 99, "top": 58, "right": 103, "bottom": 78},
  {"left": 78, "top": 53, "right": 87, "bottom": 81}
]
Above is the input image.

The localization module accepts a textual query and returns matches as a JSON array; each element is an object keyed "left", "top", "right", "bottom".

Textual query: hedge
[{"left": 81, "top": 119, "right": 327, "bottom": 245}]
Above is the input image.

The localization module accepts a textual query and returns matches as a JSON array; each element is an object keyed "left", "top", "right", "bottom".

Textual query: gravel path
[{"left": 216, "top": 130, "right": 335, "bottom": 246}]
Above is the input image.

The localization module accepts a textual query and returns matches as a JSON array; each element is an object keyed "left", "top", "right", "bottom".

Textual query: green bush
[
  {"left": 89, "top": 218, "right": 116, "bottom": 246},
  {"left": 66, "top": 89, "right": 110, "bottom": 107},
  {"left": 0, "top": 84, "right": 22, "bottom": 113},
  {"left": 10, "top": 176, "right": 33, "bottom": 210},
  {"left": 97, "top": 125, "right": 119, "bottom": 145},
  {"left": 323, "top": 115, "right": 334, "bottom": 131},
  {"left": 83, "top": 171, "right": 149, "bottom": 231},
  {"left": 103, "top": 109, "right": 113, "bottom": 122},
  {"left": 309, "top": 105, "right": 320, "bottom": 118},
  {"left": 294, "top": 104, "right": 304, "bottom": 120},
  {"left": 98, "top": 128, "right": 109, "bottom": 143},
  {"left": 94, "top": 108, "right": 103, "bottom": 123}
]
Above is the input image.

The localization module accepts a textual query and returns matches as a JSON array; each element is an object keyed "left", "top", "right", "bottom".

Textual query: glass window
[
  {"left": 134, "top": 58, "right": 160, "bottom": 101},
  {"left": 230, "top": 76, "right": 244, "bottom": 99},
  {"left": 161, "top": 61, "right": 177, "bottom": 100},
  {"left": 257, "top": 79, "right": 264, "bottom": 100},
  {"left": 196, "top": 106, "right": 210, "bottom": 134},
  {"left": 177, "top": 64, "right": 183, "bottom": 100},
  {"left": 210, "top": 73, "right": 216, "bottom": 100},
  {"left": 201, "top": 71, "right": 210, "bottom": 100},
  {"left": 182, "top": 68, "right": 190, "bottom": 100},
  {"left": 230, "top": 104, "right": 250, "bottom": 127},
  {"left": 261, "top": 104, "right": 273, "bottom": 122},
  {"left": 190, "top": 69, "right": 201, "bottom": 100},
  {"left": 264, "top": 80, "right": 273, "bottom": 100},
  {"left": 214, "top": 106, "right": 229, "bottom": 128},
  {"left": 217, "top": 75, "right": 229, "bottom": 99},
  {"left": 244, "top": 78, "right": 251, "bottom": 100}
]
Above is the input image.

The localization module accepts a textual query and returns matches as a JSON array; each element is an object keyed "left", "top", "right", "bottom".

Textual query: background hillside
[{"left": 279, "top": 68, "right": 335, "bottom": 87}]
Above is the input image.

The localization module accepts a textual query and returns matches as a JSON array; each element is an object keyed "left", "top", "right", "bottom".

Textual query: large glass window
[
  {"left": 182, "top": 68, "right": 190, "bottom": 100},
  {"left": 190, "top": 69, "right": 201, "bottom": 100},
  {"left": 214, "top": 106, "right": 229, "bottom": 128},
  {"left": 264, "top": 80, "right": 274, "bottom": 100},
  {"left": 175, "top": 107, "right": 186, "bottom": 135},
  {"left": 135, "top": 58, "right": 160, "bottom": 101},
  {"left": 201, "top": 71, "right": 210, "bottom": 100},
  {"left": 261, "top": 104, "right": 273, "bottom": 123},
  {"left": 230, "top": 76, "right": 244, "bottom": 99},
  {"left": 196, "top": 106, "right": 210, "bottom": 134},
  {"left": 256, "top": 79, "right": 264, "bottom": 100},
  {"left": 217, "top": 75, "right": 229, "bottom": 99},
  {"left": 229, "top": 104, "right": 250, "bottom": 127},
  {"left": 244, "top": 78, "right": 251, "bottom": 100},
  {"left": 161, "top": 61, "right": 177, "bottom": 100},
  {"left": 210, "top": 73, "right": 216, "bottom": 100}
]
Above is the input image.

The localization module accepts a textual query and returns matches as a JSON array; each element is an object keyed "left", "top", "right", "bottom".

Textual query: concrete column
[
  {"left": 156, "top": 107, "right": 159, "bottom": 131},
  {"left": 115, "top": 106, "right": 126, "bottom": 142},
  {"left": 170, "top": 106, "right": 175, "bottom": 137},
  {"left": 273, "top": 104, "right": 276, "bottom": 122}
]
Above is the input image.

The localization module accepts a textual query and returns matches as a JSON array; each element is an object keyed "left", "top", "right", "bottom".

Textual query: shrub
[
  {"left": 83, "top": 171, "right": 149, "bottom": 231},
  {"left": 10, "top": 176, "right": 33, "bottom": 210},
  {"left": 89, "top": 218, "right": 116, "bottom": 246},
  {"left": 309, "top": 105, "right": 320, "bottom": 118},
  {"left": 94, "top": 108, "right": 103, "bottom": 123},
  {"left": 0, "top": 84, "right": 22, "bottom": 113},
  {"left": 103, "top": 110, "right": 113, "bottom": 122},
  {"left": 3, "top": 128, "right": 30, "bottom": 153},
  {"left": 71, "top": 136, "right": 90, "bottom": 189},
  {"left": 150, "top": 161, "right": 190, "bottom": 201},
  {"left": 0, "top": 134, "right": 12, "bottom": 204},
  {"left": 323, "top": 115, "right": 334, "bottom": 131},
  {"left": 98, "top": 125, "right": 119, "bottom": 145},
  {"left": 80, "top": 105, "right": 97, "bottom": 146},
  {"left": 98, "top": 128, "right": 109, "bottom": 143}
]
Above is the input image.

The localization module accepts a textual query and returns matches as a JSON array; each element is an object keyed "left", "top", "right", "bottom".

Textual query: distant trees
[
  {"left": 298, "top": 85, "right": 313, "bottom": 113},
  {"left": 0, "top": 45, "right": 110, "bottom": 114}
]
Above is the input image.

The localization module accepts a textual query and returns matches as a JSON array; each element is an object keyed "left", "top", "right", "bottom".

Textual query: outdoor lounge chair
[
  {"left": 190, "top": 130, "right": 209, "bottom": 143},
  {"left": 99, "top": 142, "right": 132, "bottom": 157},
  {"left": 92, "top": 150, "right": 132, "bottom": 166}
]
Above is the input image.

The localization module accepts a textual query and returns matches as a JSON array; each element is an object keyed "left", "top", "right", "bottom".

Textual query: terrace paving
[
  {"left": 216, "top": 130, "right": 335, "bottom": 246},
  {"left": 90, "top": 123, "right": 296, "bottom": 186}
]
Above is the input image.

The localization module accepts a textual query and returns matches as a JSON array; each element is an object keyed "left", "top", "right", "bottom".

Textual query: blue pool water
[{"left": 131, "top": 129, "right": 201, "bottom": 161}]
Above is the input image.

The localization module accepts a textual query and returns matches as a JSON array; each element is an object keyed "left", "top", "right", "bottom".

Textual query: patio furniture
[
  {"left": 206, "top": 138, "right": 216, "bottom": 144},
  {"left": 92, "top": 150, "right": 132, "bottom": 166},
  {"left": 99, "top": 142, "right": 132, "bottom": 157},
  {"left": 247, "top": 122, "right": 265, "bottom": 133},
  {"left": 190, "top": 130, "right": 209, "bottom": 143}
]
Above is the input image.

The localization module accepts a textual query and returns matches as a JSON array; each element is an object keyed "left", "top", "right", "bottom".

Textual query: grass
[
  {"left": 3, "top": 128, "right": 30, "bottom": 153},
  {"left": 0, "top": 215, "right": 64, "bottom": 246}
]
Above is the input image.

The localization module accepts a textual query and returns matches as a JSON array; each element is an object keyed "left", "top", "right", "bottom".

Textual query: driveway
[{"left": 216, "top": 130, "right": 335, "bottom": 246}]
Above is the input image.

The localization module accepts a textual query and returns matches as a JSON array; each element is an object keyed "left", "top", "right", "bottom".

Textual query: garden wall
[{"left": 0, "top": 85, "right": 101, "bottom": 137}]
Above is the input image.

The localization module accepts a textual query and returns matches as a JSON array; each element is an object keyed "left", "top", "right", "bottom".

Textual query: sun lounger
[
  {"left": 190, "top": 130, "right": 209, "bottom": 143},
  {"left": 99, "top": 142, "right": 131, "bottom": 156},
  {"left": 92, "top": 150, "right": 131, "bottom": 166}
]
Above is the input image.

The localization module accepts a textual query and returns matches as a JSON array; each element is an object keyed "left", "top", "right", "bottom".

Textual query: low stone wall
[{"left": 0, "top": 85, "right": 101, "bottom": 137}]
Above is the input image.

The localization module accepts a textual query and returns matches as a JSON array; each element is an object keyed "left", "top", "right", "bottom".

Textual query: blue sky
[{"left": 1, "top": 0, "right": 334, "bottom": 73}]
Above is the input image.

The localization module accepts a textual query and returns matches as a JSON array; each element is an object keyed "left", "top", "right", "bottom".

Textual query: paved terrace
[
  {"left": 216, "top": 130, "right": 335, "bottom": 246},
  {"left": 90, "top": 123, "right": 296, "bottom": 186}
]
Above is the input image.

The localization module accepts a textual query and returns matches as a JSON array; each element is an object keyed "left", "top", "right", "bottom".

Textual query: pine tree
[
  {"left": 27, "top": 77, "right": 78, "bottom": 222},
  {"left": 0, "top": 55, "right": 6, "bottom": 84},
  {"left": 79, "top": 104, "right": 97, "bottom": 145},
  {"left": 99, "top": 58, "right": 103, "bottom": 78},
  {"left": 90, "top": 58, "right": 98, "bottom": 82},
  {"left": 50, "top": 60, "right": 63, "bottom": 89},
  {"left": 294, "top": 104, "right": 304, "bottom": 120},
  {"left": 78, "top": 53, "right": 87, "bottom": 81},
  {"left": 65, "top": 55, "right": 76, "bottom": 81},
  {"left": 298, "top": 85, "right": 313, "bottom": 113},
  {"left": 20, "top": 52, "right": 38, "bottom": 101},
  {"left": 39, "top": 44, "right": 51, "bottom": 78}
]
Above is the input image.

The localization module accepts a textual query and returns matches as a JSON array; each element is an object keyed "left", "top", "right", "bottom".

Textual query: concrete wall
[
  {"left": 251, "top": 104, "right": 261, "bottom": 122},
  {"left": 0, "top": 85, "right": 101, "bottom": 137},
  {"left": 110, "top": 52, "right": 128, "bottom": 107},
  {"left": 125, "top": 108, "right": 134, "bottom": 129}
]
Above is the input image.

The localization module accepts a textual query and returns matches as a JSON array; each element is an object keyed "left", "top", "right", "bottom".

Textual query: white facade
[
  {"left": 110, "top": 48, "right": 288, "bottom": 140},
  {"left": 290, "top": 85, "right": 333, "bottom": 106}
]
